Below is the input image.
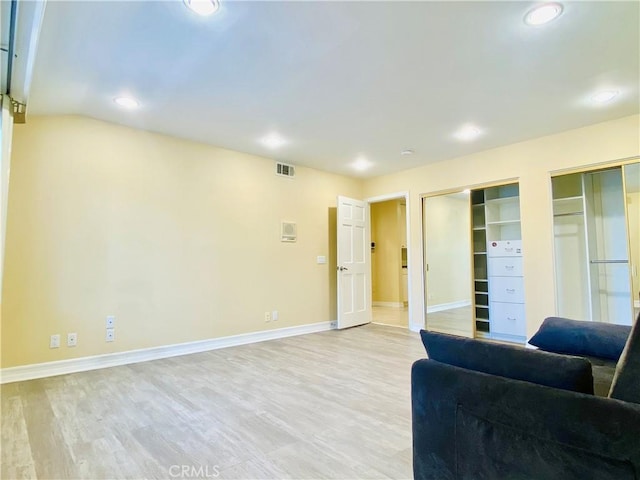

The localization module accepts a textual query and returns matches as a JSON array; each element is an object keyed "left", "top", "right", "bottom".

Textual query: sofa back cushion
[
  {"left": 609, "top": 317, "right": 640, "bottom": 404},
  {"left": 420, "top": 330, "right": 594, "bottom": 394}
]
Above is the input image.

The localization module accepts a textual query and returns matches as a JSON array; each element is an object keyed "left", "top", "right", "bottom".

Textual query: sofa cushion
[
  {"left": 420, "top": 330, "right": 594, "bottom": 394},
  {"left": 609, "top": 318, "right": 640, "bottom": 404},
  {"left": 585, "top": 355, "right": 618, "bottom": 397},
  {"left": 455, "top": 405, "right": 636, "bottom": 480},
  {"left": 529, "top": 317, "right": 630, "bottom": 361}
]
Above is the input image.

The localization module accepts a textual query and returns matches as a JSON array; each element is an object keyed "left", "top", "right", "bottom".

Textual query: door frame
[{"left": 366, "top": 191, "right": 417, "bottom": 331}]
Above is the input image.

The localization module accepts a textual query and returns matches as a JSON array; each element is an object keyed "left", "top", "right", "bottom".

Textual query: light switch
[{"left": 316, "top": 256, "right": 327, "bottom": 264}]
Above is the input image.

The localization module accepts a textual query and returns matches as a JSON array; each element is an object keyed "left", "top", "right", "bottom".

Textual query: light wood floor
[
  {"left": 371, "top": 305, "right": 473, "bottom": 337},
  {"left": 425, "top": 306, "right": 473, "bottom": 338},
  {"left": 1, "top": 324, "right": 426, "bottom": 480},
  {"left": 371, "top": 306, "right": 408, "bottom": 328}
]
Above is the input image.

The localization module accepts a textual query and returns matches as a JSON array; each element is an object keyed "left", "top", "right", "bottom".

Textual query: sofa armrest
[
  {"left": 412, "top": 359, "right": 640, "bottom": 480},
  {"left": 528, "top": 316, "right": 631, "bottom": 361}
]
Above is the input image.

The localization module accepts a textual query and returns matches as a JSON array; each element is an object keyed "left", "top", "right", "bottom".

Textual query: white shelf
[
  {"left": 486, "top": 219, "right": 520, "bottom": 226},
  {"left": 485, "top": 196, "right": 519, "bottom": 205},
  {"left": 553, "top": 195, "right": 584, "bottom": 202}
]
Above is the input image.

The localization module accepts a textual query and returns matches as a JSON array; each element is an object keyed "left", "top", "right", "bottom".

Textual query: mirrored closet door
[
  {"left": 423, "top": 192, "right": 473, "bottom": 337},
  {"left": 552, "top": 162, "right": 639, "bottom": 325}
]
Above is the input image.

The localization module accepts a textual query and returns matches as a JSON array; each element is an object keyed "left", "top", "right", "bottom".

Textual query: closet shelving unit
[
  {"left": 471, "top": 191, "right": 490, "bottom": 335},
  {"left": 551, "top": 168, "right": 633, "bottom": 325},
  {"left": 471, "top": 183, "right": 526, "bottom": 343}
]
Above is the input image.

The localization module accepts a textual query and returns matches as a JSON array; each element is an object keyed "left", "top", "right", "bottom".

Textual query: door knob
[{"left": 338, "top": 266, "right": 349, "bottom": 271}]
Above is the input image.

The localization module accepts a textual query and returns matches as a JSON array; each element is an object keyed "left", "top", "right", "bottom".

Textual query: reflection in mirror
[
  {"left": 423, "top": 192, "right": 473, "bottom": 337},
  {"left": 552, "top": 163, "right": 638, "bottom": 325}
]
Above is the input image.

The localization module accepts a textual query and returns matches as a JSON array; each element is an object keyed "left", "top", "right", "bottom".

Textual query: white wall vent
[
  {"left": 276, "top": 162, "right": 295, "bottom": 178},
  {"left": 281, "top": 221, "right": 297, "bottom": 242}
]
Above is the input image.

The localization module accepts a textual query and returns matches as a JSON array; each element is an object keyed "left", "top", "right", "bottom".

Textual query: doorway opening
[{"left": 368, "top": 194, "right": 410, "bottom": 329}]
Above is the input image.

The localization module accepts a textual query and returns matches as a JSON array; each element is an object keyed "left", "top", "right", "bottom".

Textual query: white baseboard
[
  {"left": 426, "top": 300, "right": 471, "bottom": 314},
  {"left": 0, "top": 321, "right": 334, "bottom": 384},
  {"left": 372, "top": 301, "right": 404, "bottom": 308}
]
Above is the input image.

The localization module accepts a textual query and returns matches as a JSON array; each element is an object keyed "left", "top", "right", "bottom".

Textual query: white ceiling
[{"left": 25, "top": 1, "right": 640, "bottom": 178}]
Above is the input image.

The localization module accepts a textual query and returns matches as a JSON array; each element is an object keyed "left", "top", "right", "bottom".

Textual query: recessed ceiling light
[
  {"left": 524, "top": 3, "right": 563, "bottom": 26},
  {"left": 114, "top": 96, "right": 139, "bottom": 109},
  {"left": 454, "top": 125, "right": 482, "bottom": 142},
  {"left": 353, "top": 157, "right": 372, "bottom": 171},
  {"left": 260, "top": 133, "right": 287, "bottom": 149},
  {"left": 400, "top": 149, "right": 414, "bottom": 156},
  {"left": 184, "top": 0, "right": 220, "bottom": 16},
  {"left": 591, "top": 89, "right": 619, "bottom": 104}
]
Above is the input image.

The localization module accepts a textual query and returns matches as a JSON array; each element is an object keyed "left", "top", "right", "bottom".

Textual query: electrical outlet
[
  {"left": 272, "top": 310, "right": 279, "bottom": 321},
  {"left": 67, "top": 333, "right": 77, "bottom": 347},
  {"left": 106, "top": 315, "right": 115, "bottom": 328},
  {"left": 106, "top": 328, "right": 115, "bottom": 342},
  {"left": 330, "top": 321, "right": 337, "bottom": 329},
  {"left": 50, "top": 334, "right": 60, "bottom": 349},
  {"left": 264, "top": 312, "right": 271, "bottom": 322}
]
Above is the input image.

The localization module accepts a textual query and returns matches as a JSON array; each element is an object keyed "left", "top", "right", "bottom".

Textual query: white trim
[
  {"left": 366, "top": 191, "right": 409, "bottom": 204},
  {"left": 372, "top": 301, "right": 404, "bottom": 308},
  {"left": 426, "top": 299, "right": 472, "bottom": 314},
  {"left": 0, "top": 321, "right": 333, "bottom": 384}
]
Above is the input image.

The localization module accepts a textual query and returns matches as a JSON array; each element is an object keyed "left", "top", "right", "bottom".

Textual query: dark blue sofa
[{"left": 412, "top": 317, "right": 640, "bottom": 480}]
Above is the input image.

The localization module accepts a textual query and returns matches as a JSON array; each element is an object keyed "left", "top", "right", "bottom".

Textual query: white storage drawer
[
  {"left": 487, "top": 240, "right": 522, "bottom": 257},
  {"left": 488, "top": 276, "right": 525, "bottom": 303},
  {"left": 490, "top": 302, "right": 526, "bottom": 336},
  {"left": 488, "top": 257, "right": 523, "bottom": 277}
]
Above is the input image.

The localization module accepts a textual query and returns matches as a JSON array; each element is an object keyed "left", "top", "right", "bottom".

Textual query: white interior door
[{"left": 337, "top": 196, "right": 372, "bottom": 329}]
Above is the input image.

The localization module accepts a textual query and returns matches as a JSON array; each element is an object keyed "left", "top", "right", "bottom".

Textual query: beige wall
[
  {"left": 371, "top": 199, "right": 404, "bottom": 304},
  {"left": 423, "top": 194, "right": 471, "bottom": 307},
  {"left": 3, "top": 114, "right": 639, "bottom": 368},
  {"left": 1, "top": 115, "right": 363, "bottom": 368},
  {"left": 364, "top": 115, "right": 640, "bottom": 336}
]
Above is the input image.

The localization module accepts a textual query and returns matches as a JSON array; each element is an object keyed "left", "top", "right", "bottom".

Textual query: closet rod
[
  {"left": 589, "top": 260, "right": 628, "bottom": 264},
  {"left": 553, "top": 212, "right": 584, "bottom": 217}
]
